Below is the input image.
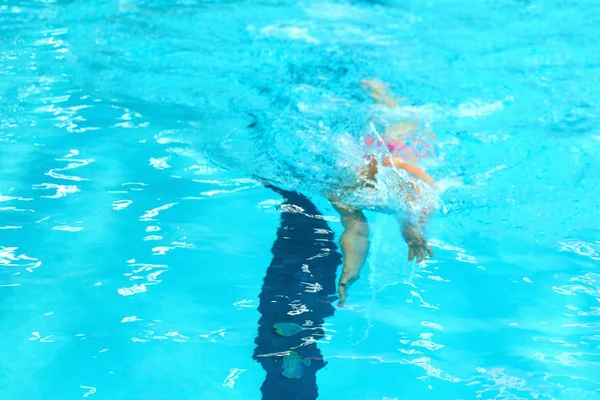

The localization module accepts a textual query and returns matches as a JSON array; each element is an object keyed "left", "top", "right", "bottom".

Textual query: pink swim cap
[
  {"left": 365, "top": 134, "right": 411, "bottom": 154},
  {"left": 365, "top": 134, "right": 432, "bottom": 161}
]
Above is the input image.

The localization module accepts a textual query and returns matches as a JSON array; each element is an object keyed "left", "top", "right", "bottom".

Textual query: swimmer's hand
[
  {"left": 402, "top": 223, "right": 434, "bottom": 263},
  {"left": 360, "top": 79, "right": 399, "bottom": 108}
]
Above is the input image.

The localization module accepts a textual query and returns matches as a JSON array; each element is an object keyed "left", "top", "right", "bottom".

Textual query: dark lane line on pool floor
[{"left": 253, "top": 185, "right": 341, "bottom": 400}]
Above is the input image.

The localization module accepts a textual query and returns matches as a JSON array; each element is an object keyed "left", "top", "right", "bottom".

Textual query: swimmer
[{"left": 330, "top": 79, "right": 438, "bottom": 307}]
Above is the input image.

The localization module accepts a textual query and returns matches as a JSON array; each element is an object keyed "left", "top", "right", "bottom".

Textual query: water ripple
[
  {"left": 0, "top": 246, "right": 41, "bottom": 273},
  {"left": 2, "top": 1, "right": 600, "bottom": 399},
  {"left": 560, "top": 239, "right": 600, "bottom": 261},
  {"left": 33, "top": 182, "right": 79, "bottom": 198}
]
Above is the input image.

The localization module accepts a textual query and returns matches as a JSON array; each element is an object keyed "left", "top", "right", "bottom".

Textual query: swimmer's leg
[{"left": 330, "top": 201, "right": 370, "bottom": 307}]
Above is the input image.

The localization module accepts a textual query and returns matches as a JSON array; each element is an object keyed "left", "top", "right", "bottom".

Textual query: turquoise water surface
[{"left": 1, "top": 0, "right": 599, "bottom": 399}]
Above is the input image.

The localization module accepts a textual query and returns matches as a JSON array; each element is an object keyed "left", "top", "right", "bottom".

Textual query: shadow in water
[{"left": 253, "top": 186, "right": 341, "bottom": 400}]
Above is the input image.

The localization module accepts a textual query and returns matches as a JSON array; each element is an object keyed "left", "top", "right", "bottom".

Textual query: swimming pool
[{"left": 1, "top": 0, "right": 599, "bottom": 398}]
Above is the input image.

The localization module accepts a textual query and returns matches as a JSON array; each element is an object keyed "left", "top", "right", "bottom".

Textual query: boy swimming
[{"left": 329, "top": 79, "right": 438, "bottom": 306}]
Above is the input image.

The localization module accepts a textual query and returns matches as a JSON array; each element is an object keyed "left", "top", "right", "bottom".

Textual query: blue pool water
[{"left": 1, "top": 0, "right": 600, "bottom": 399}]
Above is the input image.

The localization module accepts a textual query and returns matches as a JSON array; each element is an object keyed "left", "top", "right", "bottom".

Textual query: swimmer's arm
[{"left": 392, "top": 158, "right": 435, "bottom": 185}]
